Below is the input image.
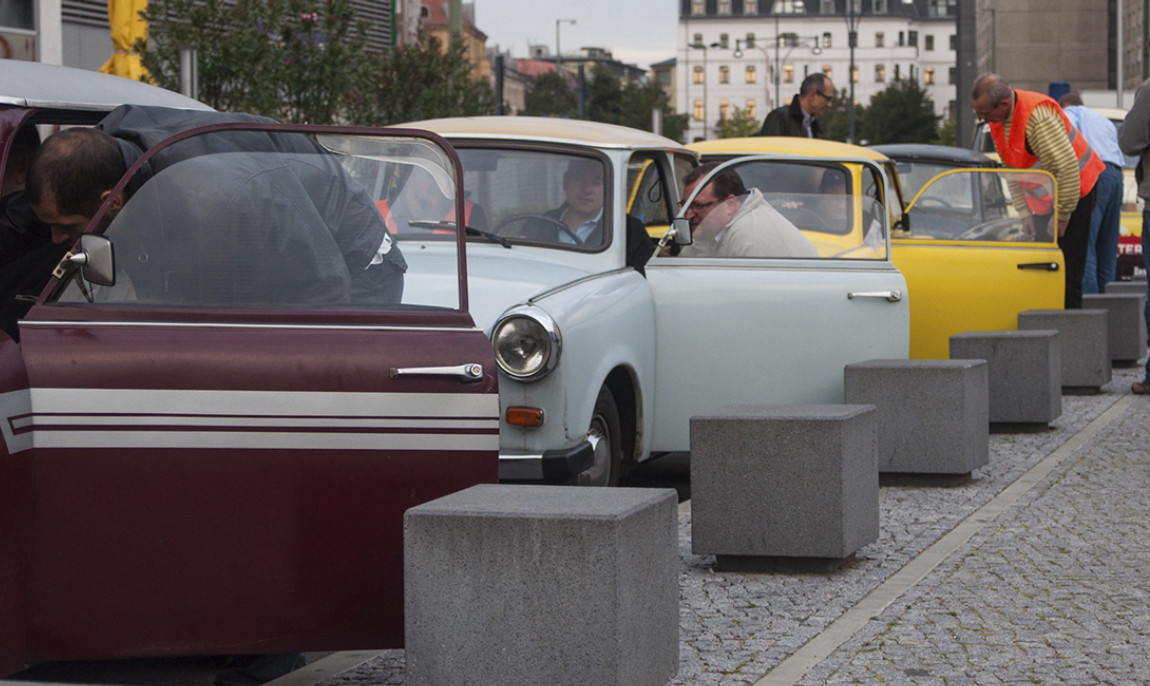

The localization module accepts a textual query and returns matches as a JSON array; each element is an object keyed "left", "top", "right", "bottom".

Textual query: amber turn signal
[{"left": 505, "top": 407, "right": 544, "bottom": 427}]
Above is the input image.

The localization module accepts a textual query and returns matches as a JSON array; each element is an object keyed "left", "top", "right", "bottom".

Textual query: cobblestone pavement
[{"left": 318, "top": 366, "right": 1148, "bottom": 686}]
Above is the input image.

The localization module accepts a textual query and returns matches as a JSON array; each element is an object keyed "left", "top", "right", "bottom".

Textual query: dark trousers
[{"left": 1058, "top": 185, "right": 1098, "bottom": 309}]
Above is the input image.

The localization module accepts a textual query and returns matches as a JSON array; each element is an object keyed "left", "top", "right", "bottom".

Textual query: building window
[
  {"left": 894, "top": 64, "right": 900, "bottom": 80},
  {"left": 908, "top": 30, "right": 918, "bottom": 48},
  {"left": 822, "top": 32, "right": 832, "bottom": 49},
  {"left": 875, "top": 64, "right": 885, "bottom": 82},
  {"left": 949, "top": 34, "right": 957, "bottom": 51},
  {"left": 848, "top": 0, "right": 861, "bottom": 13},
  {"left": 746, "top": 65, "right": 757, "bottom": 83},
  {"left": 948, "top": 66, "right": 956, "bottom": 84},
  {"left": 924, "top": 67, "right": 935, "bottom": 85},
  {"left": 928, "top": 0, "right": 956, "bottom": 18},
  {"left": 719, "top": 65, "right": 730, "bottom": 83},
  {"left": 719, "top": 100, "right": 731, "bottom": 120},
  {"left": 692, "top": 0, "right": 705, "bottom": 15},
  {"left": 718, "top": 0, "right": 731, "bottom": 14},
  {"left": 780, "top": 32, "right": 799, "bottom": 47},
  {"left": 745, "top": 0, "right": 758, "bottom": 13},
  {"left": 746, "top": 99, "right": 757, "bottom": 118},
  {"left": 774, "top": 0, "right": 805, "bottom": 13},
  {"left": 694, "top": 66, "right": 705, "bottom": 84},
  {"left": 823, "top": 65, "right": 833, "bottom": 80},
  {"left": 819, "top": 0, "right": 834, "bottom": 14},
  {"left": 783, "top": 65, "right": 795, "bottom": 83},
  {"left": 851, "top": 63, "right": 858, "bottom": 83},
  {"left": 693, "top": 100, "right": 704, "bottom": 121},
  {"left": 720, "top": 33, "right": 730, "bottom": 49},
  {"left": 925, "top": 34, "right": 934, "bottom": 51},
  {"left": 898, "top": 31, "right": 905, "bottom": 46},
  {"left": 873, "top": 0, "right": 887, "bottom": 12},
  {"left": 694, "top": 33, "right": 703, "bottom": 45},
  {"left": 746, "top": 33, "right": 756, "bottom": 48},
  {"left": 875, "top": 32, "right": 884, "bottom": 48}
]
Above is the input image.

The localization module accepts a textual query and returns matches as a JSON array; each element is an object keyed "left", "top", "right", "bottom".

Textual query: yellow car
[{"left": 689, "top": 137, "right": 1066, "bottom": 359}]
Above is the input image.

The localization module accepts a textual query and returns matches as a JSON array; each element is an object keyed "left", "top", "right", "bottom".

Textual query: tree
[
  {"left": 816, "top": 87, "right": 858, "bottom": 143},
  {"left": 140, "top": 0, "right": 493, "bottom": 125},
  {"left": 717, "top": 106, "right": 761, "bottom": 138},
  {"left": 856, "top": 78, "right": 940, "bottom": 145},
  {"left": 936, "top": 116, "right": 958, "bottom": 146},
  {"left": 349, "top": 33, "right": 495, "bottom": 125},
  {"left": 522, "top": 71, "right": 577, "bottom": 118}
]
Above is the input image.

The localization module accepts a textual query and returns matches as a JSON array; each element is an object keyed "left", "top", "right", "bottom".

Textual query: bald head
[
  {"left": 971, "top": 74, "right": 1015, "bottom": 124},
  {"left": 27, "top": 128, "right": 126, "bottom": 243}
]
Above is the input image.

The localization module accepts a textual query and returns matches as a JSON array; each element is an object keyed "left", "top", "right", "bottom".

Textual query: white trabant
[{"left": 379, "top": 117, "right": 910, "bottom": 485}]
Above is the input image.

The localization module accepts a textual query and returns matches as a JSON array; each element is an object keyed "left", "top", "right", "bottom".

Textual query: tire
[{"left": 569, "top": 386, "right": 623, "bottom": 487}]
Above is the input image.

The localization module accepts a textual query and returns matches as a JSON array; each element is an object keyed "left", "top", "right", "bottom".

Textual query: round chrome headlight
[{"left": 492, "top": 306, "right": 561, "bottom": 380}]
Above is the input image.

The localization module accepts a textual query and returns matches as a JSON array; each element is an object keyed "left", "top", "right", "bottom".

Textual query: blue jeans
[
  {"left": 1142, "top": 211, "right": 1150, "bottom": 381},
  {"left": 1083, "top": 165, "right": 1123, "bottom": 293}
]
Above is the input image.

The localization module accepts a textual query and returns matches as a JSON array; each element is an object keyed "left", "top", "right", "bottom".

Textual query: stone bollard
[
  {"left": 1018, "top": 309, "right": 1110, "bottom": 393},
  {"left": 404, "top": 484, "right": 679, "bottom": 686},
  {"left": 1082, "top": 293, "right": 1148, "bottom": 365},
  {"left": 690, "top": 404, "right": 878, "bottom": 569},
  {"left": 950, "top": 330, "right": 1061, "bottom": 426},
  {"left": 844, "top": 359, "right": 988, "bottom": 475}
]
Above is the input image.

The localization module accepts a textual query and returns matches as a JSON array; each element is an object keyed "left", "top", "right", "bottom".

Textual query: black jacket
[{"left": 759, "top": 95, "right": 820, "bottom": 138}]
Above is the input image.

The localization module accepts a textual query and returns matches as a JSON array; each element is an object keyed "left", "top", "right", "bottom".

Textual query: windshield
[{"left": 371, "top": 147, "right": 612, "bottom": 252}]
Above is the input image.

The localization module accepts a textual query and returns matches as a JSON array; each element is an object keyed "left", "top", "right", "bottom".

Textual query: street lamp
[
  {"left": 688, "top": 41, "right": 720, "bottom": 140},
  {"left": 847, "top": 0, "right": 915, "bottom": 143},
  {"left": 734, "top": 36, "right": 820, "bottom": 111},
  {"left": 556, "top": 18, "right": 575, "bottom": 71}
]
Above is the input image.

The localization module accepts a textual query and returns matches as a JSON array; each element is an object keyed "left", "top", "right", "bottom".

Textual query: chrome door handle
[
  {"left": 847, "top": 290, "right": 902, "bottom": 302},
  {"left": 1017, "top": 262, "right": 1060, "bottom": 271},
  {"left": 390, "top": 363, "right": 485, "bottom": 382}
]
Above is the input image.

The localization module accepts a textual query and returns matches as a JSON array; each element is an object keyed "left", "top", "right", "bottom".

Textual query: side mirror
[
  {"left": 670, "top": 217, "right": 693, "bottom": 245},
  {"left": 68, "top": 234, "right": 116, "bottom": 287},
  {"left": 894, "top": 211, "right": 911, "bottom": 233}
]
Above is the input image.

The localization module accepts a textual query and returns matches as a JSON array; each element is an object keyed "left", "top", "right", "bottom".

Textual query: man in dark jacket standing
[{"left": 759, "top": 73, "right": 835, "bottom": 138}]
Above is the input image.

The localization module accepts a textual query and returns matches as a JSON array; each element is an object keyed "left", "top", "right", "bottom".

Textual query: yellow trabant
[{"left": 689, "top": 137, "right": 1066, "bottom": 359}]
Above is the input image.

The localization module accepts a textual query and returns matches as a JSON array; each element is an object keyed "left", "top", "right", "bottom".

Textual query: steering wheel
[
  {"left": 493, "top": 213, "right": 583, "bottom": 244},
  {"left": 914, "top": 197, "right": 955, "bottom": 210}
]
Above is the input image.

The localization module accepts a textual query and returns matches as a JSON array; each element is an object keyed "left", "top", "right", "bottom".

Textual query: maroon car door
[{"left": 0, "top": 127, "right": 498, "bottom": 672}]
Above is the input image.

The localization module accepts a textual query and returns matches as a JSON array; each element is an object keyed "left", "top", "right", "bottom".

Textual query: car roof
[
  {"left": 0, "top": 61, "right": 212, "bottom": 111},
  {"left": 870, "top": 143, "right": 995, "bottom": 166},
  {"left": 391, "top": 116, "right": 692, "bottom": 152},
  {"left": 689, "top": 135, "right": 893, "bottom": 161}
]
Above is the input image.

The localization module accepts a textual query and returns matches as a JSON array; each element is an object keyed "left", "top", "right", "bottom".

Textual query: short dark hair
[
  {"left": 684, "top": 161, "right": 747, "bottom": 200},
  {"left": 27, "top": 127, "right": 126, "bottom": 217},
  {"left": 1059, "top": 92, "right": 1084, "bottom": 108},
  {"left": 799, "top": 73, "right": 830, "bottom": 97}
]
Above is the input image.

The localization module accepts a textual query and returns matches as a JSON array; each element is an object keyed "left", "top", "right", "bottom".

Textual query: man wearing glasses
[{"left": 758, "top": 73, "right": 835, "bottom": 139}]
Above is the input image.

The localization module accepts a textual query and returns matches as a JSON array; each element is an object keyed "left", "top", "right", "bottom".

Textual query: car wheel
[{"left": 570, "top": 386, "right": 623, "bottom": 487}]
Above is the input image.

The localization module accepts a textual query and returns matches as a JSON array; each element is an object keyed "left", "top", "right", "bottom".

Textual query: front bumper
[{"left": 499, "top": 440, "right": 594, "bottom": 481}]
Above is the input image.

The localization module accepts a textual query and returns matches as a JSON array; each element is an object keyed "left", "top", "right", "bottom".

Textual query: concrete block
[
  {"left": 404, "top": 484, "right": 678, "bottom": 686},
  {"left": 1018, "top": 309, "right": 1111, "bottom": 392},
  {"left": 1103, "top": 280, "right": 1148, "bottom": 296},
  {"left": 844, "top": 359, "right": 988, "bottom": 475},
  {"left": 1082, "top": 293, "right": 1148, "bottom": 364},
  {"left": 949, "top": 330, "right": 1061, "bottom": 425},
  {"left": 690, "top": 404, "right": 878, "bottom": 561}
]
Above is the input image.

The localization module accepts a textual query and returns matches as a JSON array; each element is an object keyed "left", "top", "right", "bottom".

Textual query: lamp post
[
  {"left": 736, "top": 36, "right": 821, "bottom": 112},
  {"left": 556, "top": 18, "right": 575, "bottom": 72},
  {"left": 847, "top": 0, "right": 915, "bottom": 144}
]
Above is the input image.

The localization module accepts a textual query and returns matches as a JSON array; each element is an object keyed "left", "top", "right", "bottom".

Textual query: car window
[
  {"left": 627, "top": 154, "right": 674, "bottom": 228},
  {"left": 713, "top": 159, "right": 887, "bottom": 259},
  {"left": 895, "top": 161, "right": 974, "bottom": 211},
  {"left": 392, "top": 148, "right": 610, "bottom": 253},
  {"left": 905, "top": 168, "right": 1057, "bottom": 242},
  {"left": 54, "top": 133, "right": 463, "bottom": 310}
]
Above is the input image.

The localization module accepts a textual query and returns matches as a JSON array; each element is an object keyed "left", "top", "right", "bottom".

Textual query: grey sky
[{"left": 477, "top": 0, "right": 679, "bottom": 70}]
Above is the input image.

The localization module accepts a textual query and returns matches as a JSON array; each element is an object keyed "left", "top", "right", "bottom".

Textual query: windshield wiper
[{"left": 407, "top": 220, "right": 512, "bottom": 249}]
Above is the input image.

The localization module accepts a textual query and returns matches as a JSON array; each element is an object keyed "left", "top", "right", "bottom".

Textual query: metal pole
[
  {"left": 179, "top": 46, "right": 198, "bottom": 100},
  {"left": 775, "top": 14, "right": 781, "bottom": 110},
  {"left": 1117, "top": 0, "right": 1124, "bottom": 108},
  {"left": 848, "top": 3, "right": 857, "bottom": 144}
]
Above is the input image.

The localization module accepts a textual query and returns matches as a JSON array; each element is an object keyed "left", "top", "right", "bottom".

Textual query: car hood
[{"left": 401, "top": 243, "right": 599, "bottom": 333}]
